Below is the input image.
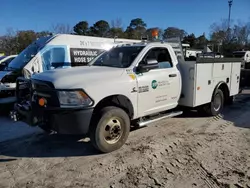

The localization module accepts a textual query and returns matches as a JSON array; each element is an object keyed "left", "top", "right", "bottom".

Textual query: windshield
[
  {"left": 6, "top": 36, "right": 53, "bottom": 70},
  {"left": 90, "top": 46, "right": 145, "bottom": 68}
]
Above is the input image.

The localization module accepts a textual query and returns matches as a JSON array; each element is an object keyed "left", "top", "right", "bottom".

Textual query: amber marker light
[{"left": 39, "top": 98, "right": 47, "bottom": 107}]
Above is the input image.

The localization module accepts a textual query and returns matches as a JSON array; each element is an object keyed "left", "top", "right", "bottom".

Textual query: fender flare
[{"left": 211, "top": 81, "right": 229, "bottom": 101}]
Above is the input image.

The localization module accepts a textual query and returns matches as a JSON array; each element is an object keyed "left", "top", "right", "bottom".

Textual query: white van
[{"left": 0, "top": 34, "right": 140, "bottom": 104}]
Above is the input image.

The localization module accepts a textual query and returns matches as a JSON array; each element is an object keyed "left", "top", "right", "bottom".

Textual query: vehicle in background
[
  {"left": 234, "top": 51, "right": 250, "bottom": 90},
  {"left": 0, "top": 34, "right": 140, "bottom": 105},
  {"left": 197, "top": 52, "right": 224, "bottom": 58},
  {"left": 233, "top": 51, "right": 250, "bottom": 69},
  {"left": 11, "top": 34, "right": 242, "bottom": 153},
  {"left": 181, "top": 43, "right": 203, "bottom": 60},
  {"left": 0, "top": 55, "right": 18, "bottom": 71}
]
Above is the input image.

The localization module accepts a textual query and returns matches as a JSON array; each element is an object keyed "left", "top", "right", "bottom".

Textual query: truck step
[{"left": 138, "top": 111, "right": 183, "bottom": 127}]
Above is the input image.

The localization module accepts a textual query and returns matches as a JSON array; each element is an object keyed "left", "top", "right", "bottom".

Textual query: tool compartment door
[
  {"left": 230, "top": 62, "right": 241, "bottom": 96},
  {"left": 193, "top": 63, "right": 214, "bottom": 106}
]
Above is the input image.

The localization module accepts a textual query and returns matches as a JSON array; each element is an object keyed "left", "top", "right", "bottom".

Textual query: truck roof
[{"left": 114, "top": 40, "right": 185, "bottom": 60}]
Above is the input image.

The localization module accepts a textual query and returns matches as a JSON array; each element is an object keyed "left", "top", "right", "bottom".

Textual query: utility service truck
[
  {"left": 0, "top": 34, "right": 140, "bottom": 105},
  {"left": 10, "top": 37, "right": 242, "bottom": 153}
]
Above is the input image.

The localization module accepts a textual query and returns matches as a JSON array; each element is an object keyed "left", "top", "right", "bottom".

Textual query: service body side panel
[
  {"left": 177, "top": 60, "right": 196, "bottom": 107},
  {"left": 193, "top": 63, "right": 214, "bottom": 106},
  {"left": 230, "top": 62, "right": 241, "bottom": 95},
  {"left": 178, "top": 58, "right": 242, "bottom": 107}
]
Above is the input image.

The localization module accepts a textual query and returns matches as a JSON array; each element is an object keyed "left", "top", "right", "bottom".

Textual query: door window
[
  {"left": 42, "top": 47, "right": 66, "bottom": 70},
  {"left": 141, "top": 47, "right": 173, "bottom": 69}
]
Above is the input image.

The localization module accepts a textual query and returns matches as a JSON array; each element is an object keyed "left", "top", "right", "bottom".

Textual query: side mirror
[{"left": 137, "top": 59, "right": 159, "bottom": 73}]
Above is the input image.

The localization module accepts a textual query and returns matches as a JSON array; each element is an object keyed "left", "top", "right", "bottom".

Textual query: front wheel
[
  {"left": 89, "top": 106, "right": 130, "bottom": 153},
  {"left": 202, "top": 89, "right": 224, "bottom": 116}
]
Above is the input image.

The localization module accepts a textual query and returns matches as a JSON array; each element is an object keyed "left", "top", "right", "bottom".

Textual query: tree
[
  {"left": 73, "top": 21, "right": 89, "bottom": 35},
  {"left": 51, "top": 23, "right": 73, "bottom": 34},
  {"left": 0, "top": 28, "right": 19, "bottom": 55},
  {"left": 16, "top": 30, "right": 37, "bottom": 53},
  {"left": 209, "top": 19, "right": 250, "bottom": 55},
  {"left": 108, "top": 18, "right": 124, "bottom": 38},
  {"left": 124, "top": 18, "right": 147, "bottom": 39},
  {"left": 182, "top": 33, "right": 196, "bottom": 47},
  {"left": 231, "top": 22, "right": 250, "bottom": 45},
  {"left": 89, "top": 20, "right": 110, "bottom": 37},
  {"left": 36, "top": 31, "right": 53, "bottom": 38},
  {"left": 195, "top": 34, "right": 208, "bottom": 49},
  {"left": 107, "top": 18, "right": 124, "bottom": 38},
  {"left": 163, "top": 27, "right": 187, "bottom": 40}
]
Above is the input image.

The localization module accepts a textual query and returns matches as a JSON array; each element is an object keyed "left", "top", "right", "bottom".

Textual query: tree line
[{"left": 0, "top": 18, "right": 249, "bottom": 57}]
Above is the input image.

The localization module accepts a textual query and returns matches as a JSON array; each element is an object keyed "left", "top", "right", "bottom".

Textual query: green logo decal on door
[{"left": 151, "top": 80, "right": 158, "bottom": 89}]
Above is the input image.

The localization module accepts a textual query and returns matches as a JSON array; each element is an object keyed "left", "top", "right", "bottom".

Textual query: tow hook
[{"left": 10, "top": 110, "right": 19, "bottom": 122}]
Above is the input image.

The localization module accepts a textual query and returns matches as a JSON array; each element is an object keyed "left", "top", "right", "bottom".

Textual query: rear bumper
[{"left": 11, "top": 103, "right": 94, "bottom": 135}]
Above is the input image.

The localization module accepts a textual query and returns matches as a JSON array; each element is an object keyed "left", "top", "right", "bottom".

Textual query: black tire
[
  {"left": 89, "top": 106, "right": 130, "bottom": 153},
  {"left": 202, "top": 89, "right": 224, "bottom": 116}
]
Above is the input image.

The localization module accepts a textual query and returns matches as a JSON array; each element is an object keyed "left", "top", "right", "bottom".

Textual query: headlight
[{"left": 57, "top": 90, "right": 93, "bottom": 108}]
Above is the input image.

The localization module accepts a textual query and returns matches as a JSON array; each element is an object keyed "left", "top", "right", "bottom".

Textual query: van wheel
[
  {"left": 203, "top": 89, "right": 224, "bottom": 116},
  {"left": 89, "top": 106, "right": 130, "bottom": 153}
]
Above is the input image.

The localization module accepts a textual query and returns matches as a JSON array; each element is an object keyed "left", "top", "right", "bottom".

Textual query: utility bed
[{"left": 178, "top": 58, "right": 242, "bottom": 107}]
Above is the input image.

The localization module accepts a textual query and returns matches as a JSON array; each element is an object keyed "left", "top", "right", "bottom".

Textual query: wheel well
[
  {"left": 216, "top": 82, "right": 230, "bottom": 102},
  {"left": 93, "top": 95, "right": 134, "bottom": 119}
]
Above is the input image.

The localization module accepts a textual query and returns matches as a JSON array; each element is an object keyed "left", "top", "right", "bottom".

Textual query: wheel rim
[
  {"left": 213, "top": 93, "right": 222, "bottom": 111},
  {"left": 103, "top": 118, "right": 123, "bottom": 144}
]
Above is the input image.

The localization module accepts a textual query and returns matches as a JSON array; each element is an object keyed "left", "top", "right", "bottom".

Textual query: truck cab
[{"left": 11, "top": 40, "right": 242, "bottom": 153}]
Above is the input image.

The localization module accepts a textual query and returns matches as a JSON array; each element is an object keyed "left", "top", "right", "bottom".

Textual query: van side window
[
  {"left": 42, "top": 47, "right": 66, "bottom": 70},
  {"left": 142, "top": 47, "right": 173, "bottom": 69}
]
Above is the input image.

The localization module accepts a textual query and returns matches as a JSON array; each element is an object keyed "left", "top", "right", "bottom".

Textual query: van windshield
[
  {"left": 90, "top": 46, "right": 145, "bottom": 68},
  {"left": 6, "top": 36, "right": 52, "bottom": 70}
]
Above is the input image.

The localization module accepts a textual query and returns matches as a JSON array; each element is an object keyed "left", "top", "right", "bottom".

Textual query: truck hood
[{"left": 32, "top": 66, "right": 125, "bottom": 88}]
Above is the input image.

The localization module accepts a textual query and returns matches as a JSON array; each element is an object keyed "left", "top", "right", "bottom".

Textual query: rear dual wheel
[{"left": 202, "top": 89, "right": 224, "bottom": 116}]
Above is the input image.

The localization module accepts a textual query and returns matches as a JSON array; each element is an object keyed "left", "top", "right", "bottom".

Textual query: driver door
[{"left": 136, "top": 47, "right": 180, "bottom": 117}]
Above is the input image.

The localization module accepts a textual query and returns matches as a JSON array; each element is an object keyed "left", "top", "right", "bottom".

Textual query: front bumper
[
  {"left": 46, "top": 108, "right": 94, "bottom": 134},
  {"left": 11, "top": 77, "right": 94, "bottom": 135},
  {"left": 11, "top": 102, "right": 94, "bottom": 135}
]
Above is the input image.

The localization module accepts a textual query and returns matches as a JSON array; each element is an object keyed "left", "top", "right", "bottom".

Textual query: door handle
[{"left": 169, "top": 74, "right": 177, "bottom": 77}]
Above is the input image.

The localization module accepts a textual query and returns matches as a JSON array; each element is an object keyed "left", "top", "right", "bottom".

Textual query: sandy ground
[{"left": 0, "top": 92, "right": 250, "bottom": 188}]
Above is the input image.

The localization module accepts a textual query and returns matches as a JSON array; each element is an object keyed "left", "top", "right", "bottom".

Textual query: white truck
[
  {"left": 10, "top": 40, "right": 242, "bottom": 153},
  {"left": 0, "top": 34, "right": 140, "bottom": 105}
]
